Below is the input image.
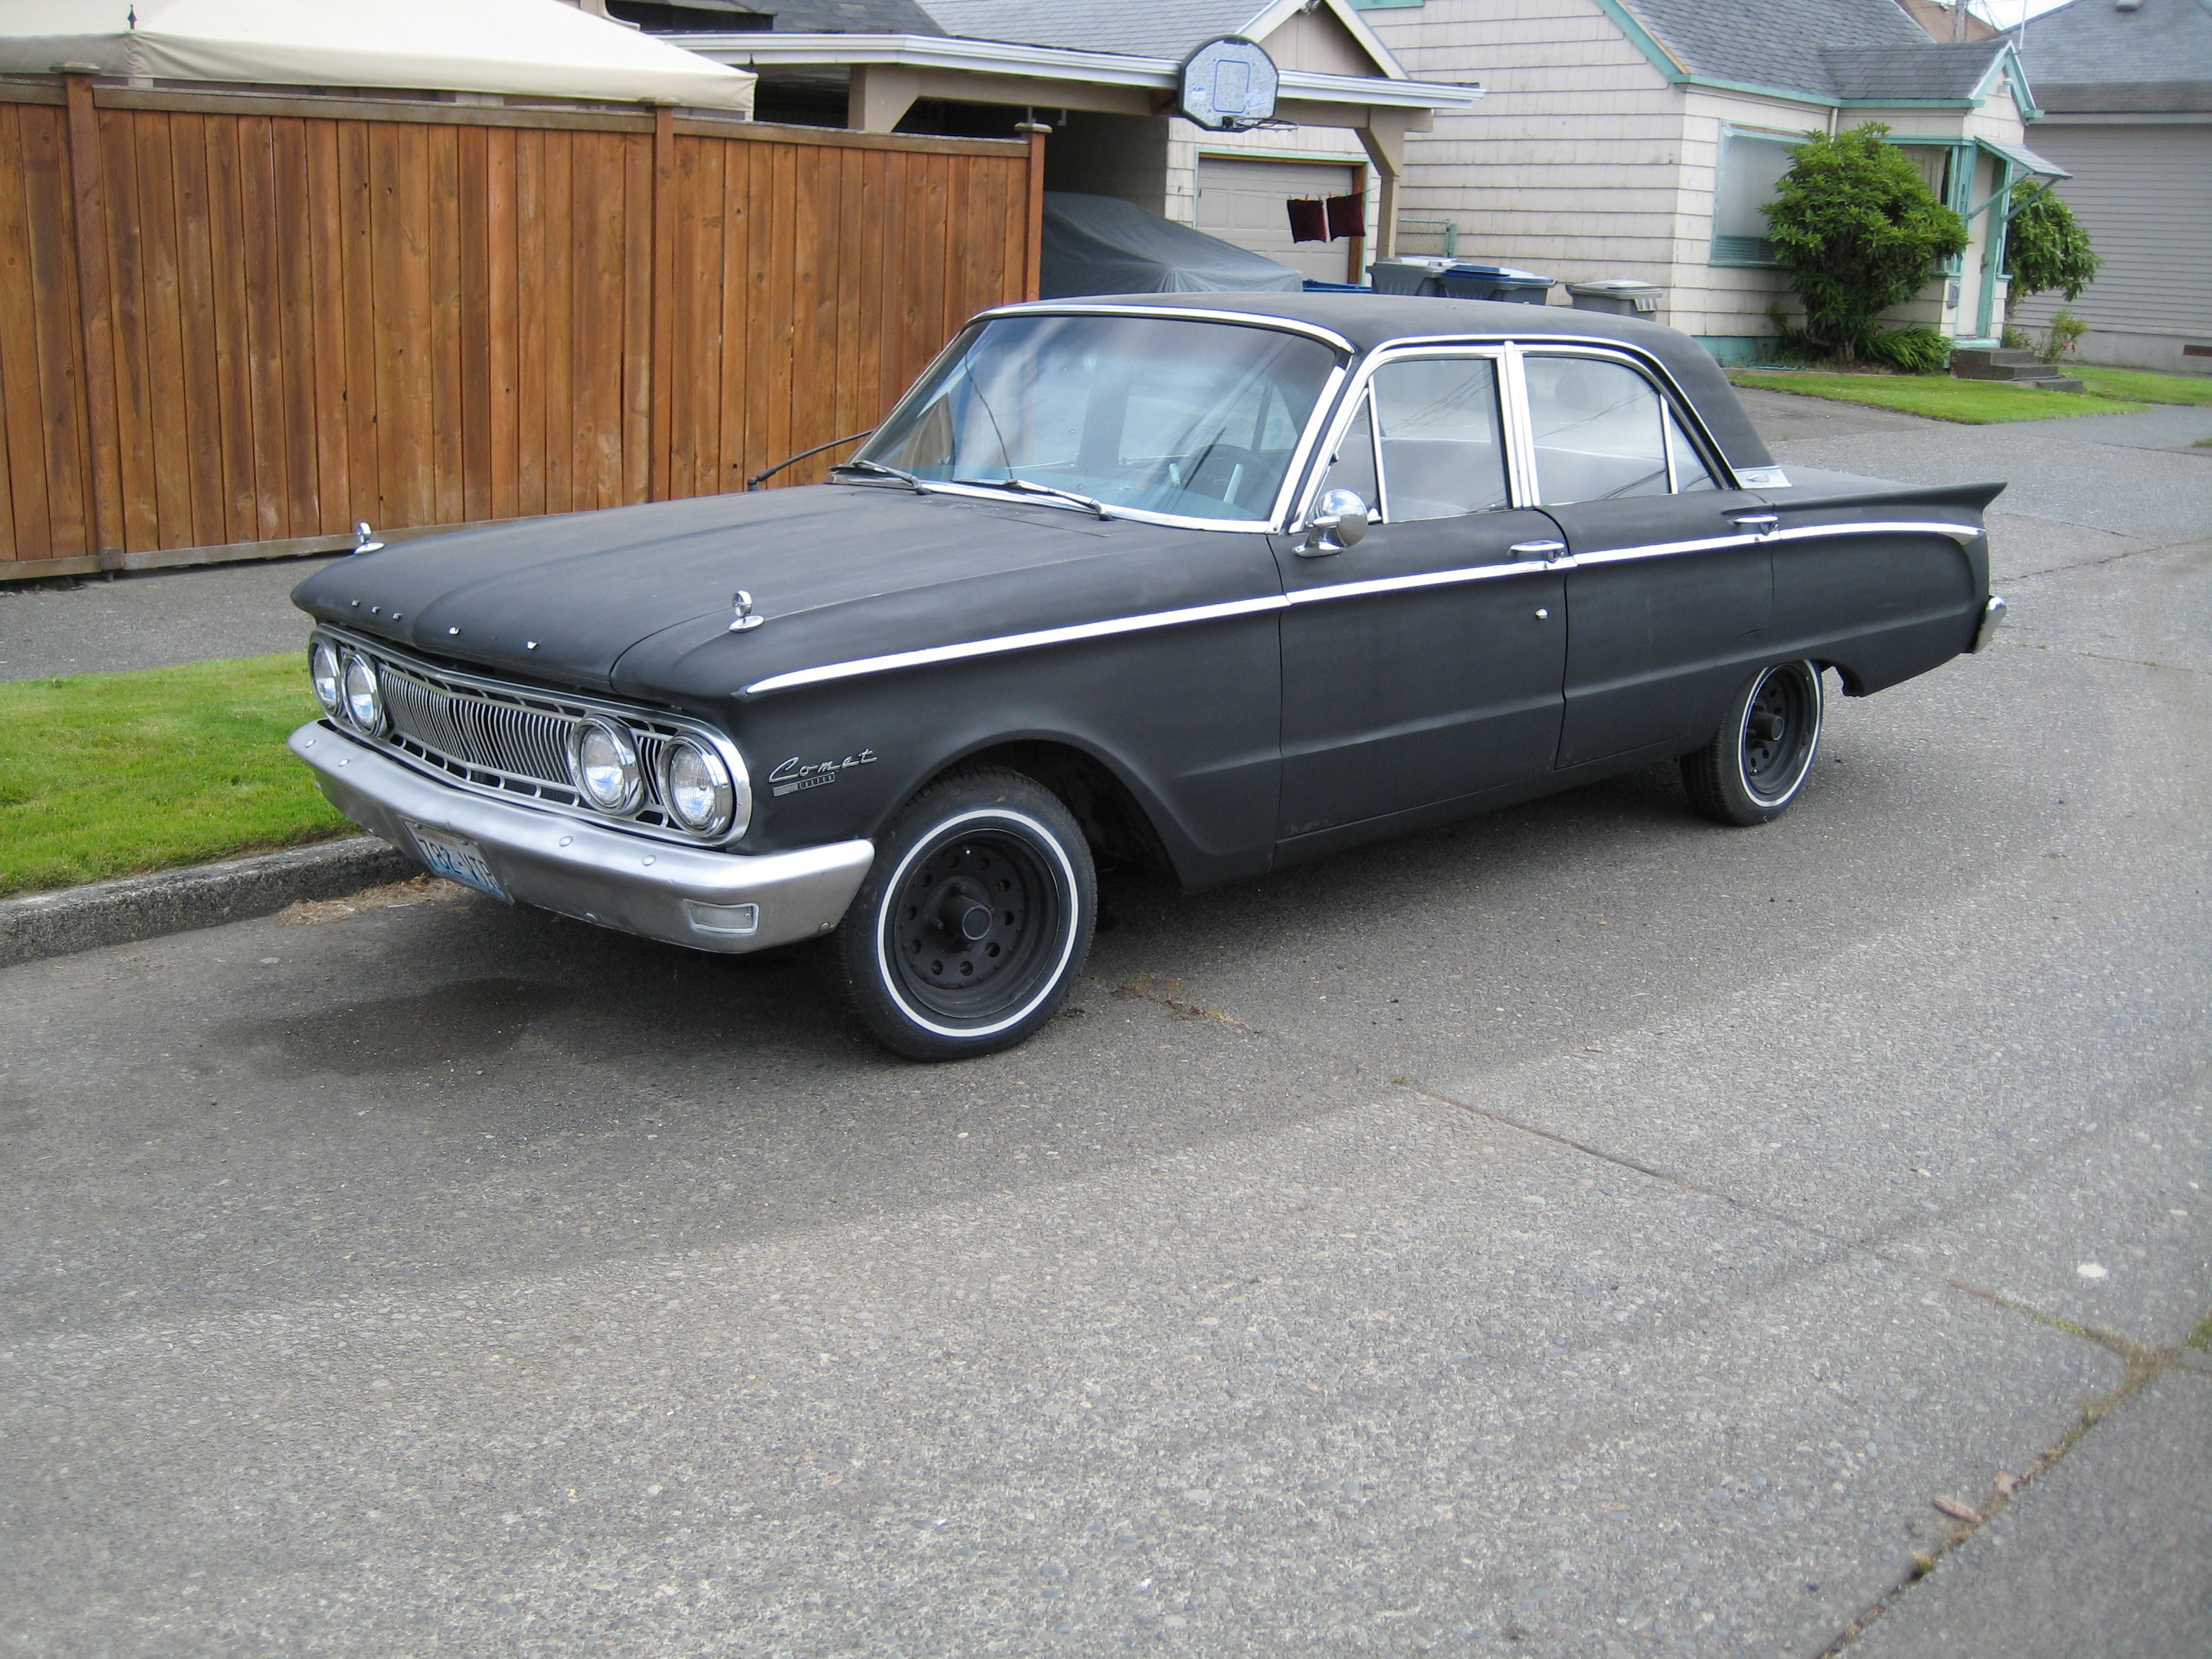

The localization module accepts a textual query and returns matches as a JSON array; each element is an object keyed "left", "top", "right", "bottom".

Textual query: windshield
[{"left": 858, "top": 314, "right": 1340, "bottom": 522}]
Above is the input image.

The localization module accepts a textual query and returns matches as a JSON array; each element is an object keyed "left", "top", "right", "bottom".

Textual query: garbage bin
[
  {"left": 1366, "top": 256, "right": 1457, "bottom": 295},
  {"left": 1437, "top": 263, "right": 1557, "bottom": 304},
  {"left": 1565, "top": 278, "right": 1663, "bottom": 316}
]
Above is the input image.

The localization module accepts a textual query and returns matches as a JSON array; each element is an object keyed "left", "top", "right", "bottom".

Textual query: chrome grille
[
  {"left": 382, "top": 667, "right": 583, "bottom": 802},
  {"left": 322, "top": 630, "right": 724, "bottom": 842}
]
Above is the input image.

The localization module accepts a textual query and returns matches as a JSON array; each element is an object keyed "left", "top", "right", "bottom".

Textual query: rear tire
[
  {"left": 835, "top": 768, "right": 1095, "bottom": 1061},
  {"left": 1682, "top": 660, "right": 1824, "bottom": 826}
]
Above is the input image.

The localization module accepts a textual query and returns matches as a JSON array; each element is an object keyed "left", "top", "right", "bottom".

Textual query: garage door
[{"left": 1195, "top": 156, "right": 1365, "bottom": 285}]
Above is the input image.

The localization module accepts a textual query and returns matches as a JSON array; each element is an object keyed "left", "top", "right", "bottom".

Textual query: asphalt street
[
  {"left": 2, "top": 387, "right": 2208, "bottom": 1658},
  {"left": 0, "top": 553, "right": 341, "bottom": 683}
]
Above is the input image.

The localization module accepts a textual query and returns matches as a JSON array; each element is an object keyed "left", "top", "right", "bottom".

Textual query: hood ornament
[
  {"left": 728, "top": 590, "right": 763, "bottom": 632},
  {"left": 352, "top": 521, "right": 385, "bottom": 554}
]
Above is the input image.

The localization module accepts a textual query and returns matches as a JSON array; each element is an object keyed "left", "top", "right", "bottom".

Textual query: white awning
[{"left": 0, "top": 0, "right": 757, "bottom": 114}]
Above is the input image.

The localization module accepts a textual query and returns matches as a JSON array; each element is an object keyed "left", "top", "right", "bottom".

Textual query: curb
[{"left": 0, "top": 837, "right": 420, "bottom": 968}]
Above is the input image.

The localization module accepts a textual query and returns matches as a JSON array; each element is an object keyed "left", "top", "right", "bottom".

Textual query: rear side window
[{"left": 1525, "top": 356, "right": 1670, "bottom": 505}]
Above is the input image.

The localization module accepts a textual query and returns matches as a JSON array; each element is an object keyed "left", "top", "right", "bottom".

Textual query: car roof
[{"left": 992, "top": 290, "right": 1775, "bottom": 471}]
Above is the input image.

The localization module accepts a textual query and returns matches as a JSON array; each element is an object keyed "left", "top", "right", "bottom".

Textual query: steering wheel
[{"left": 1182, "top": 444, "right": 1269, "bottom": 510}]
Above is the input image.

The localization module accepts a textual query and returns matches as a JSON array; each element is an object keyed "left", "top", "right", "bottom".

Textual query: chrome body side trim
[
  {"left": 1568, "top": 520, "right": 1985, "bottom": 569},
  {"left": 1744, "top": 518, "right": 1984, "bottom": 547},
  {"left": 292, "top": 722, "right": 872, "bottom": 955},
  {"left": 1285, "top": 557, "right": 1556, "bottom": 604},
  {"left": 743, "top": 520, "right": 1989, "bottom": 697},
  {"left": 742, "top": 595, "right": 1289, "bottom": 696}
]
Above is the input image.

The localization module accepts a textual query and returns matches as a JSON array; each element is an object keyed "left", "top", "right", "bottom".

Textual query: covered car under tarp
[{"left": 1041, "top": 192, "right": 1303, "bottom": 299}]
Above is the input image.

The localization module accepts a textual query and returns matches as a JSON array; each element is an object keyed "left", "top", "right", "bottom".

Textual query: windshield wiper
[
  {"left": 952, "top": 476, "right": 1114, "bottom": 521},
  {"left": 830, "top": 457, "right": 930, "bottom": 494}
]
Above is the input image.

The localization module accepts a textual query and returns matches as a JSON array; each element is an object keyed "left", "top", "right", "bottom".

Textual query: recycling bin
[
  {"left": 1436, "top": 263, "right": 1557, "bottom": 303},
  {"left": 1565, "top": 278, "right": 1664, "bottom": 316},
  {"left": 1366, "top": 256, "right": 1457, "bottom": 295}
]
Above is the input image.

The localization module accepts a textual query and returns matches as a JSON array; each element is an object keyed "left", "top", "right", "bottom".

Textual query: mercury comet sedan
[{"left": 290, "top": 293, "right": 2008, "bottom": 1060}]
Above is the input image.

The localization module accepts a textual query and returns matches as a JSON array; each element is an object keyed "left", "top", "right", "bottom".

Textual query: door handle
[
  {"left": 1509, "top": 539, "right": 1567, "bottom": 562},
  {"left": 1727, "top": 511, "right": 1779, "bottom": 534}
]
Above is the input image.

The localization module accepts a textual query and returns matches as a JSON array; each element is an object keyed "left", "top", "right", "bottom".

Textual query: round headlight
[
  {"left": 310, "top": 638, "right": 342, "bottom": 715},
  {"left": 567, "top": 717, "right": 642, "bottom": 814},
  {"left": 658, "top": 737, "right": 736, "bottom": 835},
  {"left": 340, "top": 651, "right": 384, "bottom": 734}
]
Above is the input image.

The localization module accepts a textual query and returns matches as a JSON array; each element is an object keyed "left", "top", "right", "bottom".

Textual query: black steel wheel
[
  {"left": 835, "top": 769, "right": 1095, "bottom": 1061},
  {"left": 1682, "top": 660, "right": 1825, "bottom": 826}
]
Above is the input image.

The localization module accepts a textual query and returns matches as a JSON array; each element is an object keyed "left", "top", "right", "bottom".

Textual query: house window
[
  {"left": 1710, "top": 130, "right": 1803, "bottom": 266},
  {"left": 1894, "top": 145, "right": 1952, "bottom": 204}
]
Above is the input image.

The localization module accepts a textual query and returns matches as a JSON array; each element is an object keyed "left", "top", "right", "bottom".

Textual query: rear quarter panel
[{"left": 1758, "top": 472, "right": 2002, "bottom": 696}]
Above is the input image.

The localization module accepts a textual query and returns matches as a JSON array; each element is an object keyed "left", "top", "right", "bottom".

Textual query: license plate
[{"left": 405, "top": 822, "right": 510, "bottom": 901}]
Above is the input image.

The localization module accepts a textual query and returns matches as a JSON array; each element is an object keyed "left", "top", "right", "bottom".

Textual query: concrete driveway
[{"left": 2, "top": 390, "right": 2207, "bottom": 1658}]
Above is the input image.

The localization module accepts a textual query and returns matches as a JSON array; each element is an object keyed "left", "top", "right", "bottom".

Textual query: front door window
[{"left": 1372, "top": 357, "right": 1511, "bottom": 521}]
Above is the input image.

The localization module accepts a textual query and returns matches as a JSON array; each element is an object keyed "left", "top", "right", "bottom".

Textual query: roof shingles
[
  {"left": 767, "top": 0, "right": 947, "bottom": 32},
  {"left": 2013, "top": 0, "right": 2212, "bottom": 109},
  {"left": 917, "top": 0, "right": 1264, "bottom": 58},
  {"left": 1619, "top": 0, "right": 2001, "bottom": 100}
]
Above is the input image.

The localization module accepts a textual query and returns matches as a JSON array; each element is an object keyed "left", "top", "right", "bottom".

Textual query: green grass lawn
[
  {"left": 0, "top": 652, "right": 352, "bottom": 899},
  {"left": 1728, "top": 371, "right": 2149, "bottom": 423},
  {"left": 2070, "top": 366, "right": 2212, "bottom": 406}
]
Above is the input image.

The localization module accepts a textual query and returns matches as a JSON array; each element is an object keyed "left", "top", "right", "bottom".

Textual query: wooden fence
[{"left": 0, "top": 78, "right": 1040, "bottom": 582}]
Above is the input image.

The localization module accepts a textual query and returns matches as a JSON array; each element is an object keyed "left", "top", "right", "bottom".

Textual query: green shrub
[
  {"left": 2036, "top": 309, "right": 2090, "bottom": 365},
  {"left": 1865, "top": 325, "right": 1954, "bottom": 375},
  {"left": 1764, "top": 123, "right": 1969, "bottom": 363},
  {"left": 1761, "top": 301, "right": 1829, "bottom": 364},
  {"left": 2007, "top": 184, "right": 2100, "bottom": 307}
]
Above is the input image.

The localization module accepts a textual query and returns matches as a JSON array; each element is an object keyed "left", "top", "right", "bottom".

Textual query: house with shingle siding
[
  {"left": 2010, "top": 0, "right": 2212, "bottom": 374},
  {"left": 1355, "top": 0, "right": 2062, "bottom": 360}
]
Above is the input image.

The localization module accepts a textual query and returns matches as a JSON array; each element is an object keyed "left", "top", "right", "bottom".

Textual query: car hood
[{"left": 291, "top": 483, "right": 1177, "bottom": 701}]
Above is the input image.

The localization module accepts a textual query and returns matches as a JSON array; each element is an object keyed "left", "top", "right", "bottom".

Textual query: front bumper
[{"left": 291, "top": 721, "right": 873, "bottom": 953}]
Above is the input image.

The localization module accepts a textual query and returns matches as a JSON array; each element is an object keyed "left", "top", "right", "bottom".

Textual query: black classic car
[{"left": 290, "top": 294, "right": 2007, "bottom": 1060}]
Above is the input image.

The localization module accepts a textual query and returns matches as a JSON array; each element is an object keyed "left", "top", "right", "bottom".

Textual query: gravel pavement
[{"left": 1, "top": 389, "right": 2206, "bottom": 1657}]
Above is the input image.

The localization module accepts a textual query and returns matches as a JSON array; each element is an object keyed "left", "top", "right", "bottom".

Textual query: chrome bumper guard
[
  {"left": 291, "top": 722, "right": 873, "bottom": 953},
  {"left": 1970, "top": 595, "right": 2007, "bottom": 653}
]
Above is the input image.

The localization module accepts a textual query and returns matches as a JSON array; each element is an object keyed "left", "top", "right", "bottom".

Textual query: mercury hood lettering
[{"left": 769, "top": 750, "right": 878, "bottom": 796}]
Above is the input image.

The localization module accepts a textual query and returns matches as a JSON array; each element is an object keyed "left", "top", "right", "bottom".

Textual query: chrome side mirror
[{"left": 1299, "top": 488, "right": 1370, "bottom": 557}]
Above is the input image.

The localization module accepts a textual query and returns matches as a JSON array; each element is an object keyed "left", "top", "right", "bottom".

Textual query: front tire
[
  {"left": 835, "top": 769, "right": 1096, "bottom": 1061},
  {"left": 1682, "top": 660, "right": 1824, "bottom": 826}
]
